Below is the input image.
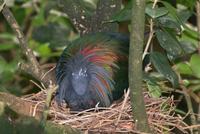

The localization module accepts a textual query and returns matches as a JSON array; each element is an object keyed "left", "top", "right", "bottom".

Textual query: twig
[
  {"left": 33, "top": 101, "right": 45, "bottom": 117},
  {"left": 41, "top": 66, "right": 56, "bottom": 80},
  {"left": 41, "top": 84, "right": 58, "bottom": 125},
  {"left": 0, "top": 0, "right": 5, "bottom": 11},
  {"left": 183, "top": 124, "right": 200, "bottom": 130},
  {"left": 181, "top": 84, "right": 198, "bottom": 134},
  {"left": 25, "top": 90, "right": 188, "bottom": 133},
  {"left": 40, "top": 63, "right": 56, "bottom": 69},
  {"left": 0, "top": 2, "right": 55, "bottom": 86},
  {"left": 115, "top": 89, "right": 130, "bottom": 125},
  {"left": 1, "top": 4, "right": 40, "bottom": 72},
  {"left": 30, "top": 80, "right": 45, "bottom": 91},
  {"left": 142, "top": 0, "right": 158, "bottom": 72},
  {"left": 143, "top": 22, "right": 154, "bottom": 60}
]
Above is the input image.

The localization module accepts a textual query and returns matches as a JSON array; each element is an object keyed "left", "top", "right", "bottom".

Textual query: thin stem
[
  {"left": 2, "top": 6, "right": 40, "bottom": 71},
  {"left": 181, "top": 84, "right": 198, "bottom": 134},
  {"left": 142, "top": 0, "right": 158, "bottom": 61},
  {"left": 0, "top": 2, "right": 55, "bottom": 86},
  {"left": 41, "top": 85, "right": 58, "bottom": 125},
  {"left": 143, "top": 19, "right": 154, "bottom": 60}
]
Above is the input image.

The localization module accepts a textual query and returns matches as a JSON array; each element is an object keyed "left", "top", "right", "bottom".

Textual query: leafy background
[{"left": 0, "top": 0, "right": 200, "bottom": 129}]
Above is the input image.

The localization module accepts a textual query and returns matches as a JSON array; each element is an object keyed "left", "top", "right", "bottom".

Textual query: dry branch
[
  {"left": 0, "top": 96, "right": 80, "bottom": 134},
  {"left": 0, "top": 1, "right": 55, "bottom": 86},
  {"left": 0, "top": 92, "right": 43, "bottom": 119}
]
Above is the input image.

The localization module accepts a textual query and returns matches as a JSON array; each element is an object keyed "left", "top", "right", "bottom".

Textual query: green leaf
[
  {"left": 179, "top": 41, "right": 197, "bottom": 54},
  {"left": 156, "top": 15, "right": 181, "bottom": 32},
  {"left": 32, "top": 23, "right": 70, "bottom": 48},
  {"left": 175, "top": 62, "right": 193, "bottom": 75},
  {"left": 0, "top": 44, "right": 17, "bottom": 51},
  {"left": 111, "top": 9, "right": 131, "bottom": 22},
  {"left": 110, "top": 1, "right": 132, "bottom": 22},
  {"left": 44, "top": 1, "right": 58, "bottom": 18},
  {"left": 36, "top": 44, "right": 51, "bottom": 57},
  {"left": 188, "top": 79, "right": 200, "bottom": 85},
  {"left": 150, "top": 52, "right": 179, "bottom": 88},
  {"left": 0, "top": 33, "right": 15, "bottom": 40},
  {"left": 180, "top": 28, "right": 199, "bottom": 48},
  {"left": 0, "top": 58, "right": 6, "bottom": 74},
  {"left": 32, "top": 5, "right": 46, "bottom": 27},
  {"left": 177, "top": 9, "right": 192, "bottom": 23},
  {"left": 146, "top": 81, "right": 161, "bottom": 98},
  {"left": 1, "top": 71, "right": 14, "bottom": 83},
  {"left": 0, "top": 58, "right": 17, "bottom": 83},
  {"left": 145, "top": 4, "right": 168, "bottom": 19},
  {"left": 182, "top": 79, "right": 190, "bottom": 87},
  {"left": 161, "top": 1, "right": 184, "bottom": 25},
  {"left": 158, "top": 0, "right": 195, "bottom": 47},
  {"left": 12, "top": 7, "right": 26, "bottom": 25},
  {"left": 190, "top": 84, "right": 200, "bottom": 92},
  {"left": 156, "top": 28, "right": 183, "bottom": 57},
  {"left": 143, "top": 73, "right": 162, "bottom": 98},
  {"left": 190, "top": 54, "right": 200, "bottom": 78},
  {"left": 176, "top": 0, "right": 196, "bottom": 9}
]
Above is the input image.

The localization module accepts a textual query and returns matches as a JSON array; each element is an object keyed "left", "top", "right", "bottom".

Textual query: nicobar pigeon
[{"left": 55, "top": 33, "right": 129, "bottom": 111}]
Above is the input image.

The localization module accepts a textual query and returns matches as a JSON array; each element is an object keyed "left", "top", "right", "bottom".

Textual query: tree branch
[
  {"left": 0, "top": 1, "right": 55, "bottom": 86},
  {"left": 181, "top": 85, "right": 198, "bottom": 134},
  {"left": 0, "top": 94, "right": 80, "bottom": 134},
  {"left": 129, "top": 0, "right": 151, "bottom": 133},
  {"left": 57, "top": 0, "right": 121, "bottom": 35},
  {"left": 90, "top": 0, "right": 121, "bottom": 33},
  {"left": 0, "top": 92, "right": 43, "bottom": 119},
  {"left": 1, "top": 6, "right": 39, "bottom": 71},
  {"left": 41, "top": 85, "right": 57, "bottom": 125},
  {"left": 58, "top": 0, "right": 91, "bottom": 35}
]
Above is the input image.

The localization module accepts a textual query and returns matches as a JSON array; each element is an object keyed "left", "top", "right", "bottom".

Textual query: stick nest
[{"left": 23, "top": 89, "right": 189, "bottom": 134}]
